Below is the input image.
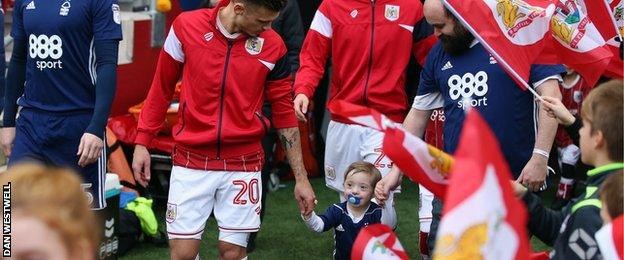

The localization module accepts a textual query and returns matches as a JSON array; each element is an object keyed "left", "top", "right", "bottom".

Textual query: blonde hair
[
  {"left": 343, "top": 161, "right": 382, "bottom": 187},
  {"left": 0, "top": 163, "right": 100, "bottom": 256}
]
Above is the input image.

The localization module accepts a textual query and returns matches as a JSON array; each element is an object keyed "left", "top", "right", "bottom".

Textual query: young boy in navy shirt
[{"left": 303, "top": 161, "right": 396, "bottom": 259}]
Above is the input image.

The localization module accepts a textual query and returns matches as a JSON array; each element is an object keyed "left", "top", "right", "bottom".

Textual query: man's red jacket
[
  {"left": 136, "top": 6, "right": 297, "bottom": 171},
  {"left": 295, "top": 0, "right": 436, "bottom": 123}
]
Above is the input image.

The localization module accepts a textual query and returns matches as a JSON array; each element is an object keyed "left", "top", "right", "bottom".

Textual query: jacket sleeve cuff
[
  {"left": 294, "top": 84, "right": 314, "bottom": 98},
  {"left": 302, "top": 211, "right": 324, "bottom": 233},
  {"left": 2, "top": 118, "right": 15, "bottom": 127},
  {"left": 272, "top": 112, "right": 299, "bottom": 129},
  {"left": 85, "top": 127, "right": 105, "bottom": 140},
  {"left": 134, "top": 132, "right": 154, "bottom": 147}
]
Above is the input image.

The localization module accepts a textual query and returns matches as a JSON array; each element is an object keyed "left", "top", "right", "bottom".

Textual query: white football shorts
[{"left": 165, "top": 166, "right": 262, "bottom": 243}]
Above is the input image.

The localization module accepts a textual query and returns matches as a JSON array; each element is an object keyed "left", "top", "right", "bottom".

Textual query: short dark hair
[
  {"left": 581, "top": 80, "right": 624, "bottom": 162},
  {"left": 599, "top": 171, "right": 623, "bottom": 219},
  {"left": 242, "top": 0, "right": 286, "bottom": 12}
]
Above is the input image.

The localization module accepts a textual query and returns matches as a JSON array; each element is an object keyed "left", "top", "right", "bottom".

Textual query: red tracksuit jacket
[
  {"left": 294, "top": 0, "right": 435, "bottom": 122},
  {"left": 135, "top": 6, "right": 297, "bottom": 171}
]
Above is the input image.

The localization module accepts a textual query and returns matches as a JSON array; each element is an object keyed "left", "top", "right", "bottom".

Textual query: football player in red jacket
[{"left": 132, "top": 0, "right": 316, "bottom": 259}]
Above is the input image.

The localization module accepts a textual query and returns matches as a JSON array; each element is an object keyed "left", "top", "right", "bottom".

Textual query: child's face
[
  {"left": 344, "top": 172, "right": 374, "bottom": 207},
  {"left": 12, "top": 213, "right": 73, "bottom": 260},
  {"left": 579, "top": 119, "right": 596, "bottom": 165}
]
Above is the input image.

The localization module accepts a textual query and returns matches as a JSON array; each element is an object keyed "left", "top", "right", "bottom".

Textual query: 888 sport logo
[
  {"left": 447, "top": 71, "right": 489, "bottom": 108},
  {"left": 29, "top": 34, "right": 64, "bottom": 71}
]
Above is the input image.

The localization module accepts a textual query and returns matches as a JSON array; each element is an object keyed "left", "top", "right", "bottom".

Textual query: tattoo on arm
[
  {"left": 277, "top": 127, "right": 306, "bottom": 178},
  {"left": 279, "top": 131, "right": 296, "bottom": 150}
]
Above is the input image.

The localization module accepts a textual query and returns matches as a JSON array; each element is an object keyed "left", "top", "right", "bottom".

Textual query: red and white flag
[
  {"left": 444, "top": 0, "right": 615, "bottom": 88},
  {"left": 351, "top": 224, "right": 409, "bottom": 260},
  {"left": 326, "top": 100, "right": 394, "bottom": 131},
  {"left": 433, "top": 110, "right": 529, "bottom": 260},
  {"left": 382, "top": 126, "right": 451, "bottom": 199},
  {"left": 584, "top": 0, "right": 620, "bottom": 40},
  {"left": 609, "top": 0, "right": 623, "bottom": 37},
  {"left": 595, "top": 215, "right": 624, "bottom": 260},
  {"left": 327, "top": 101, "right": 452, "bottom": 199},
  {"left": 443, "top": 0, "right": 556, "bottom": 89},
  {"left": 543, "top": 0, "right": 614, "bottom": 86},
  {"left": 584, "top": 0, "right": 623, "bottom": 79}
]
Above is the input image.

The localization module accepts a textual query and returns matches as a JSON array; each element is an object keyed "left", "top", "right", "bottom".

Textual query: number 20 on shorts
[{"left": 232, "top": 179, "right": 260, "bottom": 205}]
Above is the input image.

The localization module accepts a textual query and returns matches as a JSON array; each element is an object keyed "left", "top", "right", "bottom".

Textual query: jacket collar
[
  {"left": 587, "top": 162, "right": 624, "bottom": 177},
  {"left": 206, "top": 1, "right": 248, "bottom": 42}
]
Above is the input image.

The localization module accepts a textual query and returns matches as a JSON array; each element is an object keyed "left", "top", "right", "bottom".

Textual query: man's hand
[
  {"left": 77, "top": 133, "right": 104, "bottom": 167},
  {"left": 301, "top": 211, "right": 313, "bottom": 221},
  {"left": 0, "top": 127, "right": 15, "bottom": 156},
  {"left": 518, "top": 155, "right": 548, "bottom": 191},
  {"left": 294, "top": 176, "right": 316, "bottom": 216},
  {"left": 375, "top": 167, "right": 401, "bottom": 207},
  {"left": 293, "top": 94, "right": 309, "bottom": 121},
  {"left": 132, "top": 145, "right": 151, "bottom": 187},
  {"left": 374, "top": 179, "right": 390, "bottom": 207},
  {"left": 522, "top": 80, "right": 559, "bottom": 190}
]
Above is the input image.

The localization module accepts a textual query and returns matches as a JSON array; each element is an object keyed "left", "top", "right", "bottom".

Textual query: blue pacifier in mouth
[{"left": 347, "top": 194, "right": 362, "bottom": 206}]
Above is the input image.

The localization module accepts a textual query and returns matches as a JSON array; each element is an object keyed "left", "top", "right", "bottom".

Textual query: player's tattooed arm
[
  {"left": 278, "top": 126, "right": 316, "bottom": 215},
  {"left": 277, "top": 127, "right": 305, "bottom": 178}
]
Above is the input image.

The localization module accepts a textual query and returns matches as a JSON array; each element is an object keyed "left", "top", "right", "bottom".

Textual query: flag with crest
[
  {"left": 351, "top": 224, "right": 409, "bottom": 260},
  {"left": 327, "top": 101, "right": 452, "bottom": 199},
  {"left": 433, "top": 110, "right": 529, "bottom": 260}
]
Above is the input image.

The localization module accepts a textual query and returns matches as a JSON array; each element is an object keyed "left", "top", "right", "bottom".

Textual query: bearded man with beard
[{"left": 374, "top": 0, "right": 565, "bottom": 256}]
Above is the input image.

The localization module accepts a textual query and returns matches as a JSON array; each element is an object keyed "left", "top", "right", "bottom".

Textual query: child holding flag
[
  {"left": 302, "top": 161, "right": 396, "bottom": 259},
  {"left": 514, "top": 80, "right": 623, "bottom": 260}
]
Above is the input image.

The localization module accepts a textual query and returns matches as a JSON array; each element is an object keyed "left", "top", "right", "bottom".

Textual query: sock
[
  {"left": 419, "top": 231, "right": 430, "bottom": 258},
  {"left": 557, "top": 177, "right": 575, "bottom": 200},
  {"left": 559, "top": 176, "right": 575, "bottom": 185}
]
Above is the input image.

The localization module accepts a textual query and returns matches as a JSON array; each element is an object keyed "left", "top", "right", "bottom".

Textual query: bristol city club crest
[
  {"left": 245, "top": 37, "right": 264, "bottom": 55},
  {"left": 166, "top": 203, "right": 177, "bottom": 223},
  {"left": 325, "top": 165, "right": 336, "bottom": 180},
  {"left": 550, "top": 0, "right": 603, "bottom": 51},
  {"left": 573, "top": 90, "right": 583, "bottom": 103},
  {"left": 384, "top": 5, "right": 399, "bottom": 21},
  {"left": 550, "top": 0, "right": 580, "bottom": 46},
  {"left": 487, "top": 0, "right": 555, "bottom": 45},
  {"left": 614, "top": 1, "right": 623, "bottom": 38}
]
